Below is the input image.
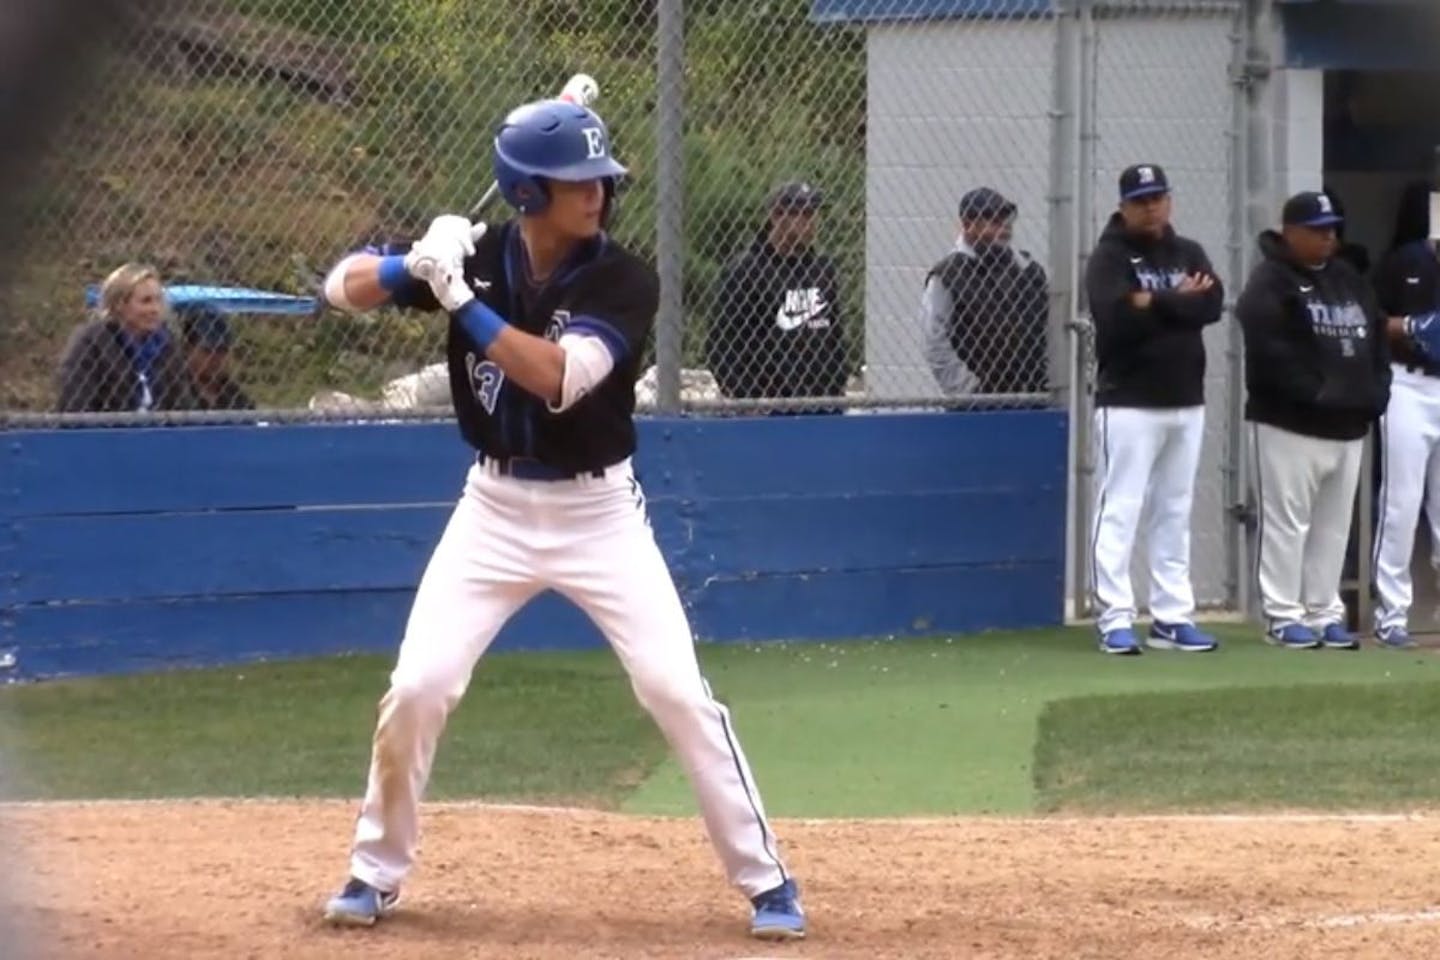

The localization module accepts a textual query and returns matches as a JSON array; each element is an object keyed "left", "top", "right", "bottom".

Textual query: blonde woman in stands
[{"left": 55, "top": 262, "right": 192, "bottom": 412}]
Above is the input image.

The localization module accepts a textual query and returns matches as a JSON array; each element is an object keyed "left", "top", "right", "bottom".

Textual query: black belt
[
  {"left": 1403, "top": 363, "right": 1440, "bottom": 378},
  {"left": 477, "top": 454, "right": 604, "bottom": 481}
]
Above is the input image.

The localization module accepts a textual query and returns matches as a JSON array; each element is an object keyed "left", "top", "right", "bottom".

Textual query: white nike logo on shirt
[{"left": 775, "top": 287, "right": 828, "bottom": 331}]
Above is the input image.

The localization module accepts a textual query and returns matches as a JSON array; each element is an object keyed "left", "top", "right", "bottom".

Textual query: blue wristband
[
  {"left": 456, "top": 299, "right": 507, "bottom": 350},
  {"left": 377, "top": 255, "right": 410, "bottom": 292}
]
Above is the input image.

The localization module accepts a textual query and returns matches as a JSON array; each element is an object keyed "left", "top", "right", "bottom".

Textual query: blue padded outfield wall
[{"left": 0, "top": 411, "right": 1067, "bottom": 681}]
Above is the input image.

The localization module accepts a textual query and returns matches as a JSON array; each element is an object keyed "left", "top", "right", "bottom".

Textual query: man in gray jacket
[{"left": 921, "top": 187, "right": 1050, "bottom": 397}]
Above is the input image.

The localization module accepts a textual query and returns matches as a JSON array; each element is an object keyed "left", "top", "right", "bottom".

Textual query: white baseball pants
[
  {"left": 1373, "top": 365, "right": 1440, "bottom": 632},
  {"left": 346, "top": 458, "right": 790, "bottom": 899},
  {"left": 1251, "top": 422, "right": 1363, "bottom": 630},
  {"left": 1090, "top": 405, "right": 1205, "bottom": 632}
]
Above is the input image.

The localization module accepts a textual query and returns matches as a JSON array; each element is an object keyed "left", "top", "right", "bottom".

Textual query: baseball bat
[
  {"left": 467, "top": 73, "right": 601, "bottom": 218},
  {"left": 1430, "top": 145, "right": 1440, "bottom": 243}
]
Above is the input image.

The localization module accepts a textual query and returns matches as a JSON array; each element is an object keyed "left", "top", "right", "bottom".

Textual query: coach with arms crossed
[
  {"left": 1238, "top": 191, "right": 1391, "bottom": 650},
  {"left": 1086, "top": 163, "right": 1224, "bottom": 655}
]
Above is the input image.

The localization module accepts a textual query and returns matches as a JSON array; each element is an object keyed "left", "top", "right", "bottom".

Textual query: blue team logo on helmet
[{"left": 493, "top": 99, "right": 628, "bottom": 215}]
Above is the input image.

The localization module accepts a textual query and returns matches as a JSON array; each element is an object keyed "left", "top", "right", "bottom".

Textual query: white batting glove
[
  {"left": 426, "top": 250, "right": 476, "bottom": 313},
  {"left": 404, "top": 216, "right": 486, "bottom": 282}
]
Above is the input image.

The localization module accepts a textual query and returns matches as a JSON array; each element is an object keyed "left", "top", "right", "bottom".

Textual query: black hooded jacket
[
  {"left": 1084, "top": 212, "right": 1224, "bottom": 408},
  {"left": 1236, "top": 230, "right": 1391, "bottom": 441},
  {"left": 705, "top": 232, "right": 849, "bottom": 400}
]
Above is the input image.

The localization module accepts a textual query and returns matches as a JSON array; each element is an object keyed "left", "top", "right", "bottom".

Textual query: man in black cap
[
  {"left": 705, "top": 180, "right": 849, "bottom": 406},
  {"left": 178, "top": 301, "right": 255, "bottom": 411},
  {"left": 921, "top": 186, "right": 1049, "bottom": 397},
  {"left": 1085, "top": 163, "right": 1225, "bottom": 656},
  {"left": 1238, "top": 190, "right": 1391, "bottom": 651}
]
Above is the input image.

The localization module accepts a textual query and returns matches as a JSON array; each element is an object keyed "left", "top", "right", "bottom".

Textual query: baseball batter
[
  {"left": 1370, "top": 226, "right": 1440, "bottom": 648},
  {"left": 316, "top": 98, "right": 805, "bottom": 941}
]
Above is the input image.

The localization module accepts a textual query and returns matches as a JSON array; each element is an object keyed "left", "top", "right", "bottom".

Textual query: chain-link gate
[{"left": 1063, "top": 0, "right": 1250, "bottom": 618}]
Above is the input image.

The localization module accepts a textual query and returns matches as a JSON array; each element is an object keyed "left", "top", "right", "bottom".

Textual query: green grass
[
  {"left": 0, "top": 651, "right": 667, "bottom": 807},
  {"left": 1033, "top": 681, "right": 1440, "bottom": 814},
  {"left": 1, "top": 625, "right": 1438, "bottom": 817}
]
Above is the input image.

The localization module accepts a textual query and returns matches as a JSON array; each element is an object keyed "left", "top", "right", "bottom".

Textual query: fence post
[
  {"left": 654, "top": 0, "right": 684, "bottom": 414},
  {"left": 1224, "top": 1, "right": 1250, "bottom": 615},
  {"left": 1067, "top": 0, "right": 1098, "bottom": 621},
  {"left": 1234, "top": 0, "right": 1274, "bottom": 621},
  {"left": 1049, "top": 0, "right": 1083, "bottom": 619}
]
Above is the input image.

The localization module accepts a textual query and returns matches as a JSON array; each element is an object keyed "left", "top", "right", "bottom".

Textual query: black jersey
[{"left": 389, "top": 221, "right": 657, "bottom": 473}]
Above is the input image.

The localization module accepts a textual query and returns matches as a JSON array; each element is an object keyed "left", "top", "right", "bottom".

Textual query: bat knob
[{"left": 559, "top": 73, "right": 599, "bottom": 107}]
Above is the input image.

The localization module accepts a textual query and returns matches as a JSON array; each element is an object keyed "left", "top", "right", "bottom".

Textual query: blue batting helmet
[{"left": 493, "top": 99, "right": 628, "bottom": 215}]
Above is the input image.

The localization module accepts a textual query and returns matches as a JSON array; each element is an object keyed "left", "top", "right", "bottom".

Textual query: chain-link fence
[
  {"left": 0, "top": 0, "right": 1268, "bottom": 610},
  {"left": 0, "top": 0, "right": 1098, "bottom": 427}
]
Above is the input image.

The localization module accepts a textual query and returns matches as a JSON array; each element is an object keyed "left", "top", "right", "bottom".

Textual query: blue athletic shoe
[
  {"left": 1266, "top": 624, "right": 1320, "bottom": 650},
  {"left": 1376, "top": 625, "right": 1418, "bottom": 650},
  {"left": 1098, "top": 627, "right": 1142, "bottom": 656},
  {"left": 1319, "top": 623, "right": 1360, "bottom": 650},
  {"left": 1146, "top": 622, "right": 1218, "bottom": 653},
  {"left": 750, "top": 878, "right": 806, "bottom": 941},
  {"left": 323, "top": 878, "right": 399, "bottom": 927}
]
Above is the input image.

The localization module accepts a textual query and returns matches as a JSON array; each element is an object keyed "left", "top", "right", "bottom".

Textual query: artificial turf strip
[
  {"left": 0, "top": 650, "right": 668, "bottom": 807},
  {"left": 1031, "top": 680, "right": 1440, "bottom": 814},
  {"left": 622, "top": 626, "right": 1440, "bottom": 817}
]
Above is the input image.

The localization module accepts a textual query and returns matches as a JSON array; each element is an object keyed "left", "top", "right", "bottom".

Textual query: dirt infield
[{"left": 6, "top": 799, "right": 1440, "bottom": 959}]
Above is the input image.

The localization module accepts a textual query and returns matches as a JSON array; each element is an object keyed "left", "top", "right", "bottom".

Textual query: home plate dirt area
[{"left": 7, "top": 800, "right": 1440, "bottom": 959}]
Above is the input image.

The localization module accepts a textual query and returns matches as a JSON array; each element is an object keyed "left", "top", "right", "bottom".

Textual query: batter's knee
[
  {"left": 377, "top": 674, "right": 462, "bottom": 729},
  {"left": 628, "top": 668, "right": 711, "bottom": 724}
]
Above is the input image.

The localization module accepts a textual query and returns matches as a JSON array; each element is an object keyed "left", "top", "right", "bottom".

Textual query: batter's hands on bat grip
[
  {"left": 1404, "top": 311, "right": 1440, "bottom": 363},
  {"left": 426, "top": 248, "right": 476, "bottom": 313},
  {"left": 405, "top": 215, "right": 483, "bottom": 283}
]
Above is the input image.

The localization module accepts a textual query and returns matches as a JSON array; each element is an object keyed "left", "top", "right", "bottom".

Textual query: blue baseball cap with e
[{"left": 1119, "top": 163, "right": 1170, "bottom": 201}]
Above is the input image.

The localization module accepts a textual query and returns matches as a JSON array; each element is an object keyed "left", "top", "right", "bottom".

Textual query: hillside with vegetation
[{"left": 0, "top": 0, "right": 865, "bottom": 413}]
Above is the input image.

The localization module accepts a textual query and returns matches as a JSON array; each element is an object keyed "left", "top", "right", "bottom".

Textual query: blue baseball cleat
[
  {"left": 1376, "top": 625, "right": 1417, "bottom": 650},
  {"left": 1319, "top": 623, "right": 1359, "bottom": 650},
  {"left": 323, "top": 877, "right": 399, "bottom": 927},
  {"left": 1098, "top": 626, "right": 1142, "bottom": 656},
  {"left": 750, "top": 878, "right": 806, "bottom": 940},
  {"left": 1265, "top": 624, "right": 1320, "bottom": 650},
  {"left": 1146, "top": 622, "right": 1218, "bottom": 653}
]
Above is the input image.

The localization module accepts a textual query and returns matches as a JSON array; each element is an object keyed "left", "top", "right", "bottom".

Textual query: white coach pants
[
  {"left": 1090, "top": 405, "right": 1206, "bottom": 633},
  {"left": 1373, "top": 365, "right": 1440, "bottom": 632},
  {"left": 347, "top": 459, "right": 790, "bottom": 899},
  {"left": 1252, "top": 422, "right": 1363, "bottom": 630}
]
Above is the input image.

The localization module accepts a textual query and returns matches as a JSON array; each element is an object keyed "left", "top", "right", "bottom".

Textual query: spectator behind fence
[
  {"left": 55, "top": 262, "right": 191, "bottom": 413},
  {"left": 1085, "top": 163, "right": 1225, "bottom": 656},
  {"left": 1238, "top": 190, "right": 1391, "bottom": 651},
  {"left": 921, "top": 187, "right": 1049, "bottom": 397},
  {"left": 705, "top": 180, "right": 849, "bottom": 405},
  {"left": 178, "top": 301, "right": 254, "bottom": 411}
]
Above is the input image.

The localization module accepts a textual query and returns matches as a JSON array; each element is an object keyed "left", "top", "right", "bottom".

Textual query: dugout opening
[{"left": 1321, "top": 68, "right": 1440, "bottom": 634}]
